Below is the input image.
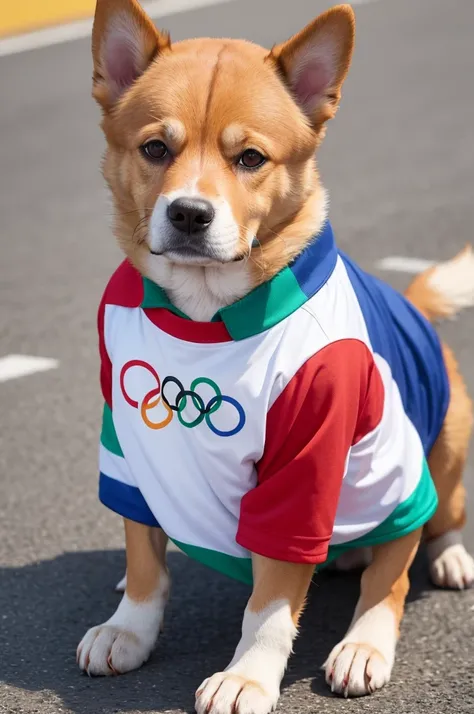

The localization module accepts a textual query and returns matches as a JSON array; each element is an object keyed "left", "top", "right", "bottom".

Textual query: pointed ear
[
  {"left": 92, "top": 0, "right": 170, "bottom": 111},
  {"left": 269, "top": 4, "right": 355, "bottom": 129}
]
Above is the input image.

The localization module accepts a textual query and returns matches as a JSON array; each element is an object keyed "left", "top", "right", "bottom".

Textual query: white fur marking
[
  {"left": 324, "top": 603, "right": 396, "bottom": 697},
  {"left": 77, "top": 577, "right": 168, "bottom": 676},
  {"left": 195, "top": 600, "right": 296, "bottom": 714},
  {"left": 146, "top": 184, "right": 251, "bottom": 321},
  {"left": 428, "top": 246, "right": 474, "bottom": 314},
  {"left": 149, "top": 186, "right": 241, "bottom": 263},
  {"left": 145, "top": 256, "right": 252, "bottom": 322},
  {"left": 115, "top": 572, "right": 127, "bottom": 593},
  {"left": 427, "top": 531, "right": 474, "bottom": 589}
]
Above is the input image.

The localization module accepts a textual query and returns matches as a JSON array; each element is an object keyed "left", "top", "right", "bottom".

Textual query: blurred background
[
  {"left": 1, "top": 1, "right": 473, "bottom": 713},
  {"left": 1, "top": 0, "right": 95, "bottom": 37}
]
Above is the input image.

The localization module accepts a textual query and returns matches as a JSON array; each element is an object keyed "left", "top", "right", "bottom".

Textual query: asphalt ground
[{"left": 1, "top": 0, "right": 474, "bottom": 712}]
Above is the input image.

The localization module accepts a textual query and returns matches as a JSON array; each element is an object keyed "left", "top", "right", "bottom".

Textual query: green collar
[{"left": 141, "top": 220, "right": 337, "bottom": 341}]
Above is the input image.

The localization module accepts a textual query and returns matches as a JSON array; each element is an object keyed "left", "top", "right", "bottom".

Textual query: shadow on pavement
[{"left": 0, "top": 547, "right": 434, "bottom": 713}]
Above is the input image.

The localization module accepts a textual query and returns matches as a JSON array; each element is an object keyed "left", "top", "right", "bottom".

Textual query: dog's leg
[
  {"left": 425, "top": 344, "right": 474, "bottom": 589},
  {"left": 195, "top": 556, "right": 314, "bottom": 714},
  {"left": 77, "top": 519, "right": 169, "bottom": 675},
  {"left": 325, "top": 527, "right": 421, "bottom": 697}
]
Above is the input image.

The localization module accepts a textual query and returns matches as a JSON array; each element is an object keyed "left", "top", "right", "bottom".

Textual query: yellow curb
[{"left": 0, "top": 1, "right": 96, "bottom": 38}]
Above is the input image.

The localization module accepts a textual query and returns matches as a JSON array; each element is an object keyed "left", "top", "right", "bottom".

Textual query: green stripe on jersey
[
  {"left": 219, "top": 268, "right": 307, "bottom": 341},
  {"left": 171, "top": 539, "right": 253, "bottom": 585},
  {"left": 100, "top": 403, "right": 124, "bottom": 458},
  {"left": 172, "top": 458, "right": 437, "bottom": 584},
  {"left": 140, "top": 269, "right": 309, "bottom": 341}
]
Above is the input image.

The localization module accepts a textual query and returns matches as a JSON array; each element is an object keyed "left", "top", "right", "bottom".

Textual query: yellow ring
[{"left": 141, "top": 388, "right": 173, "bottom": 430}]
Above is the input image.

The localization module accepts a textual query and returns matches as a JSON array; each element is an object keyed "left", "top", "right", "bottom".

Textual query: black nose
[{"left": 167, "top": 197, "right": 215, "bottom": 234}]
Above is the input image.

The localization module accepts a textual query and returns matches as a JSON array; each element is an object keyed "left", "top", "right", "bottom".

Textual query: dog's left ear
[{"left": 269, "top": 4, "right": 355, "bottom": 130}]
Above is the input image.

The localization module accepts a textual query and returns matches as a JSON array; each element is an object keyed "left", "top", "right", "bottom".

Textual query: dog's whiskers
[
  {"left": 132, "top": 216, "right": 150, "bottom": 245},
  {"left": 116, "top": 207, "right": 154, "bottom": 217}
]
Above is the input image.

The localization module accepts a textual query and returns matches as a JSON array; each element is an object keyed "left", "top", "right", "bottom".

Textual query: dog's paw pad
[
  {"left": 430, "top": 543, "right": 474, "bottom": 590},
  {"left": 325, "top": 643, "right": 391, "bottom": 698},
  {"left": 77, "top": 625, "right": 151, "bottom": 676},
  {"left": 195, "top": 672, "right": 277, "bottom": 714}
]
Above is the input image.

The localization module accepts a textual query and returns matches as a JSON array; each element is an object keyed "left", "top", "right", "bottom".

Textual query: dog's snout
[{"left": 167, "top": 198, "right": 215, "bottom": 235}]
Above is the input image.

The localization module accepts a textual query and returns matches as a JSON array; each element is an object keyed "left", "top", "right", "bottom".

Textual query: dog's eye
[
  {"left": 141, "top": 140, "right": 168, "bottom": 161},
  {"left": 238, "top": 149, "right": 267, "bottom": 169}
]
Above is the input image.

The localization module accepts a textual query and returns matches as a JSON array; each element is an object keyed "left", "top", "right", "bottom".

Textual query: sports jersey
[{"left": 97, "top": 220, "right": 449, "bottom": 584}]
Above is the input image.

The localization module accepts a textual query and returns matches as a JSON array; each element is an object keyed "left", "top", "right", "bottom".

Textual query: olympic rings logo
[{"left": 119, "top": 360, "right": 246, "bottom": 437}]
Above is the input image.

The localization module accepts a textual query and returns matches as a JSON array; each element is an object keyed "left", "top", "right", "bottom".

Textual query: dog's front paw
[
  {"left": 195, "top": 673, "right": 278, "bottom": 714},
  {"left": 77, "top": 624, "right": 154, "bottom": 675},
  {"left": 77, "top": 592, "right": 165, "bottom": 676},
  {"left": 324, "top": 642, "right": 391, "bottom": 697}
]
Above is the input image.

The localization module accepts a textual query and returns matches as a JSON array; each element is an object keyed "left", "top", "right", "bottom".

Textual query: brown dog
[{"left": 77, "top": 2, "right": 474, "bottom": 711}]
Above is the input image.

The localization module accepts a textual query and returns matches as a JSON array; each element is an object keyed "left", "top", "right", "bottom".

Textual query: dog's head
[{"left": 92, "top": 0, "right": 354, "bottom": 277}]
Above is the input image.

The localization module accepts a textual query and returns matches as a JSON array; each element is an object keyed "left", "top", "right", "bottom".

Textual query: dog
[{"left": 77, "top": 1, "right": 474, "bottom": 710}]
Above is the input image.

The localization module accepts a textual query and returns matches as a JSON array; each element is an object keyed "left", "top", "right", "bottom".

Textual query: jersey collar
[{"left": 141, "top": 220, "right": 337, "bottom": 341}]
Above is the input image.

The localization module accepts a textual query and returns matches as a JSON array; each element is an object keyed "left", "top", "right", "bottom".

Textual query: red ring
[{"left": 119, "top": 360, "right": 160, "bottom": 408}]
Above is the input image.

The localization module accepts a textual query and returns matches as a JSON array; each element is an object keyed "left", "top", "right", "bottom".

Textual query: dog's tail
[{"left": 405, "top": 245, "right": 474, "bottom": 322}]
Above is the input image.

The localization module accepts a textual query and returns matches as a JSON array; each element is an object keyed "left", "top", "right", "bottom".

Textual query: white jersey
[{"left": 98, "top": 221, "right": 445, "bottom": 583}]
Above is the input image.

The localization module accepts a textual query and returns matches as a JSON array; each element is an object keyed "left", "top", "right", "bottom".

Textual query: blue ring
[{"left": 205, "top": 395, "right": 246, "bottom": 437}]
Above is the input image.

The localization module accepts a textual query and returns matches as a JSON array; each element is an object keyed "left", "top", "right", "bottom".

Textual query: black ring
[
  {"left": 176, "top": 389, "right": 206, "bottom": 415},
  {"left": 161, "top": 376, "right": 185, "bottom": 411}
]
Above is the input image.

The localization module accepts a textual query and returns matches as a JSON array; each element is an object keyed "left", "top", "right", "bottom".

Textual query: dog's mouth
[{"left": 149, "top": 245, "right": 247, "bottom": 265}]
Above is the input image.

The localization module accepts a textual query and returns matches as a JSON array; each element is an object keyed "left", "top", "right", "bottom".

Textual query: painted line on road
[
  {"left": 0, "top": 355, "right": 59, "bottom": 383},
  {"left": 0, "top": 0, "right": 235, "bottom": 57},
  {"left": 376, "top": 256, "right": 436, "bottom": 274},
  {"left": 0, "top": 0, "right": 381, "bottom": 58}
]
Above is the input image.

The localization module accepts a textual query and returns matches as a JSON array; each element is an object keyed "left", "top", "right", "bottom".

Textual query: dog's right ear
[{"left": 92, "top": 0, "right": 170, "bottom": 111}]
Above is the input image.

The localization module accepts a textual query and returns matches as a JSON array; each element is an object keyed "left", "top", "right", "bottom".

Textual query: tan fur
[
  {"left": 357, "top": 529, "right": 421, "bottom": 634},
  {"left": 249, "top": 555, "right": 314, "bottom": 625},
  {"left": 123, "top": 519, "right": 169, "bottom": 603},
  {"left": 426, "top": 344, "right": 472, "bottom": 537}
]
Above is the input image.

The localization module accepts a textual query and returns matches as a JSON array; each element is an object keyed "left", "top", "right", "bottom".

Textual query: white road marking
[
  {"left": 0, "top": 0, "right": 234, "bottom": 57},
  {"left": 376, "top": 256, "right": 436, "bottom": 274},
  {"left": 0, "top": 355, "right": 59, "bottom": 383},
  {"left": 0, "top": 0, "right": 381, "bottom": 58}
]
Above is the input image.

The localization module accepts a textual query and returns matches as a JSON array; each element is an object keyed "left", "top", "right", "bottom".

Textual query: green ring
[
  {"left": 176, "top": 389, "right": 205, "bottom": 428},
  {"left": 190, "top": 377, "right": 222, "bottom": 414},
  {"left": 177, "top": 410, "right": 204, "bottom": 428}
]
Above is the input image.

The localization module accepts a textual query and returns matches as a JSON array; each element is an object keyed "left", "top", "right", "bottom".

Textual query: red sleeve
[
  {"left": 236, "top": 339, "right": 384, "bottom": 564},
  {"left": 98, "top": 291, "right": 113, "bottom": 408},
  {"left": 98, "top": 260, "right": 144, "bottom": 408}
]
